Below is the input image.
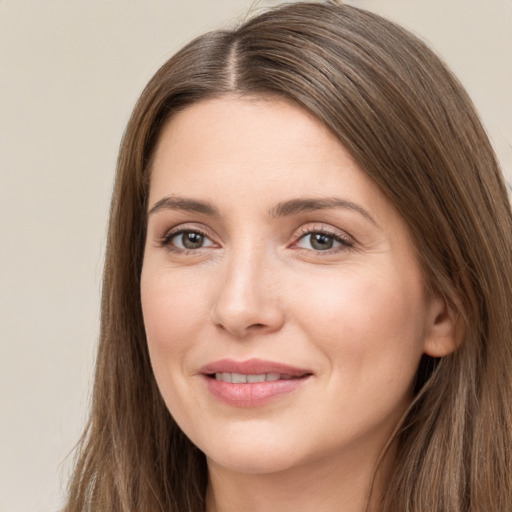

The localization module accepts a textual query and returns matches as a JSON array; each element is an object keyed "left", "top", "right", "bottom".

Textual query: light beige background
[{"left": 0, "top": 1, "right": 510, "bottom": 511}]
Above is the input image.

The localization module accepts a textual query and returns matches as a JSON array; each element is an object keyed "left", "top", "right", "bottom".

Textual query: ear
[{"left": 423, "top": 292, "right": 464, "bottom": 358}]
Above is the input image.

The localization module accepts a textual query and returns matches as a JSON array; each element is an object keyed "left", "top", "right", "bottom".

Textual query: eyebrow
[
  {"left": 270, "top": 197, "right": 379, "bottom": 227},
  {"left": 148, "top": 196, "right": 220, "bottom": 216},
  {"left": 148, "top": 195, "right": 378, "bottom": 227}
]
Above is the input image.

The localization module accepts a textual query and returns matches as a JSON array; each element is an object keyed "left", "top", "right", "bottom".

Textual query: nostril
[{"left": 211, "top": 297, "right": 286, "bottom": 337}]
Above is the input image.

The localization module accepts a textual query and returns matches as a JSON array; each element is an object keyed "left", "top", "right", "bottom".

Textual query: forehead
[
  {"left": 152, "top": 95, "right": 338, "bottom": 172},
  {"left": 149, "top": 96, "right": 389, "bottom": 213}
]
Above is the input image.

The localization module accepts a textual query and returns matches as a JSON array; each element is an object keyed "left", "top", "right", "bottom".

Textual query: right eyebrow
[{"left": 148, "top": 196, "right": 220, "bottom": 216}]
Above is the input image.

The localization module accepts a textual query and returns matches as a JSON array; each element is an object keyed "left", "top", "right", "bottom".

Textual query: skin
[{"left": 141, "top": 96, "right": 457, "bottom": 512}]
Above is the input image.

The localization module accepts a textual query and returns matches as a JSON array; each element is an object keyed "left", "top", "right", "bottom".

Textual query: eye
[
  {"left": 295, "top": 230, "right": 353, "bottom": 252},
  {"left": 164, "top": 230, "right": 216, "bottom": 251}
]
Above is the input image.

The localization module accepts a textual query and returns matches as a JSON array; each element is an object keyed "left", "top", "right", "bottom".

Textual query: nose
[{"left": 210, "top": 248, "right": 285, "bottom": 338}]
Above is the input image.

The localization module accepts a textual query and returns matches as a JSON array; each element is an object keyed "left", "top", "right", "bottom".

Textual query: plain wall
[{"left": 0, "top": 1, "right": 510, "bottom": 511}]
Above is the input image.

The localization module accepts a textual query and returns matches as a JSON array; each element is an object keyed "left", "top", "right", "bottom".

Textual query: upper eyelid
[
  {"left": 162, "top": 223, "right": 216, "bottom": 239},
  {"left": 292, "top": 223, "right": 354, "bottom": 242}
]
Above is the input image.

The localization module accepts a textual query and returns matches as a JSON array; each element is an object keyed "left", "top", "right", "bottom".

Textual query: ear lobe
[{"left": 423, "top": 294, "right": 464, "bottom": 358}]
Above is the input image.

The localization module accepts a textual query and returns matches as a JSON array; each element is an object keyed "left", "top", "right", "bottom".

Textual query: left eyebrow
[{"left": 269, "top": 197, "right": 380, "bottom": 227}]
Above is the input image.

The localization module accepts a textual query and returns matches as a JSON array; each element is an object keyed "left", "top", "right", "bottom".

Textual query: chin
[
  {"left": 195, "top": 427, "right": 306, "bottom": 475},
  {"left": 206, "top": 447, "right": 302, "bottom": 476}
]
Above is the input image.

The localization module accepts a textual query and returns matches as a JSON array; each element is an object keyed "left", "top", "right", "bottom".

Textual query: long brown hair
[{"left": 64, "top": 2, "right": 512, "bottom": 511}]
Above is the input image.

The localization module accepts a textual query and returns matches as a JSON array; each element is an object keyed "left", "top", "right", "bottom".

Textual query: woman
[{"left": 64, "top": 2, "right": 512, "bottom": 511}]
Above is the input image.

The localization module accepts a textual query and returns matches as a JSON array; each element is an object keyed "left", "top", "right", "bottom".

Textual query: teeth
[
  {"left": 214, "top": 372, "right": 294, "bottom": 383},
  {"left": 231, "top": 373, "right": 247, "bottom": 383},
  {"left": 247, "top": 374, "right": 266, "bottom": 383}
]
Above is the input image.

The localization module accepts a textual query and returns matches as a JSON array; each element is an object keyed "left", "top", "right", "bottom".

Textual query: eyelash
[{"left": 159, "top": 225, "right": 354, "bottom": 255}]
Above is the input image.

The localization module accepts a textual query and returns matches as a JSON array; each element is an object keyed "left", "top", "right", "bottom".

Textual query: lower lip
[{"left": 203, "top": 376, "right": 309, "bottom": 407}]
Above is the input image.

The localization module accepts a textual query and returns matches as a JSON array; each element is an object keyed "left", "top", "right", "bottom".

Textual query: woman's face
[{"left": 141, "top": 96, "right": 451, "bottom": 476}]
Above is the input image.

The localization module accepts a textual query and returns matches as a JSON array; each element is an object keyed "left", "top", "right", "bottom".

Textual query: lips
[
  {"left": 200, "top": 358, "right": 312, "bottom": 407},
  {"left": 200, "top": 358, "right": 311, "bottom": 377},
  {"left": 213, "top": 372, "right": 297, "bottom": 383}
]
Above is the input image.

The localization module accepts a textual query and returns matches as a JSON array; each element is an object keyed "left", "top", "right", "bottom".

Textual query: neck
[{"left": 205, "top": 444, "right": 394, "bottom": 512}]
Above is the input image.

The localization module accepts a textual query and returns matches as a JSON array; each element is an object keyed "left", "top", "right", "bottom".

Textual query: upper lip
[{"left": 200, "top": 358, "right": 312, "bottom": 377}]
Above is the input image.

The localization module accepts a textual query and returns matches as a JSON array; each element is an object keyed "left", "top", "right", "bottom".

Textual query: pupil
[
  {"left": 183, "top": 232, "right": 203, "bottom": 249},
  {"left": 311, "top": 233, "right": 333, "bottom": 250}
]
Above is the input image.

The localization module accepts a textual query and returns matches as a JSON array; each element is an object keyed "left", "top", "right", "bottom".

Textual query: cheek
[
  {"left": 289, "top": 269, "right": 427, "bottom": 441},
  {"left": 141, "top": 267, "right": 208, "bottom": 369},
  {"left": 140, "top": 267, "right": 213, "bottom": 430},
  {"left": 288, "top": 266, "right": 427, "bottom": 380}
]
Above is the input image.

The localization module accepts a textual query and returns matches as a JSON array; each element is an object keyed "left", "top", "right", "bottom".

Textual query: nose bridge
[{"left": 211, "top": 237, "right": 284, "bottom": 337}]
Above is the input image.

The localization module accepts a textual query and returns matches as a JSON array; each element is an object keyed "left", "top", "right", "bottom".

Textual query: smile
[
  {"left": 200, "top": 359, "right": 312, "bottom": 407},
  {"left": 213, "top": 372, "right": 300, "bottom": 383}
]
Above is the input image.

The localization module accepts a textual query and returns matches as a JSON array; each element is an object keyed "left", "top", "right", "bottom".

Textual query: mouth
[
  {"left": 208, "top": 372, "right": 305, "bottom": 383},
  {"left": 200, "top": 357, "right": 312, "bottom": 377},
  {"left": 200, "top": 358, "right": 313, "bottom": 407}
]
